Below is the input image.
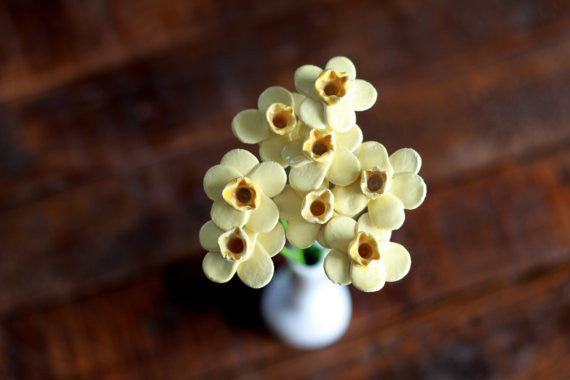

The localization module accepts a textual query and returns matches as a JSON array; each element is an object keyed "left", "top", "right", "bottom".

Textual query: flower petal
[
  {"left": 354, "top": 141, "right": 392, "bottom": 173},
  {"left": 379, "top": 242, "right": 411, "bottom": 282},
  {"left": 389, "top": 148, "right": 422, "bottom": 174},
  {"left": 389, "top": 173, "right": 427, "bottom": 210},
  {"left": 368, "top": 193, "right": 405, "bottom": 230},
  {"left": 220, "top": 149, "right": 259, "bottom": 176},
  {"left": 211, "top": 201, "right": 248, "bottom": 230},
  {"left": 333, "top": 181, "right": 368, "bottom": 217},
  {"left": 325, "top": 98, "right": 356, "bottom": 133},
  {"left": 336, "top": 124, "right": 363, "bottom": 152},
  {"left": 299, "top": 97, "right": 326, "bottom": 129},
  {"left": 281, "top": 139, "right": 310, "bottom": 166},
  {"left": 247, "top": 161, "right": 286, "bottom": 197},
  {"left": 294, "top": 64, "right": 322, "bottom": 98},
  {"left": 257, "top": 86, "right": 293, "bottom": 113},
  {"left": 327, "top": 146, "right": 360, "bottom": 186},
  {"left": 324, "top": 249, "right": 352, "bottom": 285},
  {"left": 317, "top": 227, "right": 330, "bottom": 249},
  {"left": 323, "top": 216, "right": 357, "bottom": 252},
  {"left": 351, "top": 261, "right": 386, "bottom": 292},
  {"left": 231, "top": 109, "right": 268, "bottom": 144},
  {"left": 325, "top": 56, "right": 356, "bottom": 80},
  {"left": 199, "top": 220, "right": 224, "bottom": 252},
  {"left": 272, "top": 185, "right": 303, "bottom": 221},
  {"left": 237, "top": 244, "right": 274, "bottom": 288},
  {"left": 289, "top": 161, "right": 330, "bottom": 193},
  {"left": 291, "top": 92, "right": 305, "bottom": 114},
  {"left": 202, "top": 251, "right": 238, "bottom": 283},
  {"left": 203, "top": 164, "right": 241, "bottom": 201},
  {"left": 256, "top": 222, "right": 285, "bottom": 257},
  {"left": 259, "top": 135, "right": 287, "bottom": 166},
  {"left": 286, "top": 217, "right": 321, "bottom": 249},
  {"left": 357, "top": 213, "right": 392, "bottom": 242},
  {"left": 245, "top": 194, "right": 279, "bottom": 233},
  {"left": 348, "top": 79, "right": 377, "bottom": 111}
]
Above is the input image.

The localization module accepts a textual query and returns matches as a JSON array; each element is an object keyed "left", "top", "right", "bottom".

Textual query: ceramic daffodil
[
  {"left": 333, "top": 142, "right": 427, "bottom": 230},
  {"left": 200, "top": 221, "right": 285, "bottom": 288},
  {"left": 204, "top": 149, "right": 286, "bottom": 233},
  {"left": 294, "top": 56, "right": 377, "bottom": 133},
  {"left": 322, "top": 214, "right": 411, "bottom": 292}
]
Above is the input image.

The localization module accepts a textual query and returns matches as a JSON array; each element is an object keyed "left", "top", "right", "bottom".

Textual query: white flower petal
[
  {"left": 220, "top": 149, "right": 259, "bottom": 176},
  {"left": 281, "top": 139, "right": 310, "bottom": 166},
  {"left": 247, "top": 161, "right": 286, "bottom": 197},
  {"left": 317, "top": 227, "right": 330, "bottom": 249},
  {"left": 325, "top": 98, "right": 356, "bottom": 132},
  {"left": 323, "top": 216, "right": 357, "bottom": 252},
  {"left": 256, "top": 223, "right": 285, "bottom": 257},
  {"left": 354, "top": 141, "right": 392, "bottom": 173},
  {"left": 272, "top": 185, "right": 303, "bottom": 221},
  {"left": 389, "top": 148, "right": 422, "bottom": 174},
  {"left": 389, "top": 173, "right": 427, "bottom": 210},
  {"left": 327, "top": 146, "right": 360, "bottom": 186},
  {"left": 211, "top": 201, "right": 248, "bottom": 230},
  {"left": 259, "top": 135, "right": 288, "bottom": 167},
  {"left": 379, "top": 242, "right": 411, "bottom": 282},
  {"left": 368, "top": 193, "right": 405, "bottom": 230},
  {"left": 286, "top": 217, "right": 321, "bottom": 249},
  {"left": 199, "top": 221, "right": 224, "bottom": 252},
  {"left": 336, "top": 124, "right": 363, "bottom": 152},
  {"left": 203, "top": 251, "right": 238, "bottom": 283},
  {"left": 299, "top": 97, "right": 326, "bottom": 130},
  {"left": 245, "top": 194, "right": 279, "bottom": 233},
  {"left": 325, "top": 56, "right": 356, "bottom": 80},
  {"left": 351, "top": 261, "right": 386, "bottom": 292},
  {"left": 333, "top": 181, "right": 368, "bottom": 217},
  {"left": 324, "top": 249, "right": 352, "bottom": 285},
  {"left": 231, "top": 109, "right": 268, "bottom": 144},
  {"left": 357, "top": 213, "right": 392, "bottom": 242},
  {"left": 237, "top": 243, "right": 274, "bottom": 288},
  {"left": 203, "top": 164, "right": 241, "bottom": 201},
  {"left": 289, "top": 160, "right": 330, "bottom": 193},
  {"left": 348, "top": 79, "right": 377, "bottom": 111},
  {"left": 257, "top": 86, "right": 294, "bottom": 112},
  {"left": 294, "top": 64, "right": 322, "bottom": 98},
  {"left": 291, "top": 92, "right": 305, "bottom": 114}
]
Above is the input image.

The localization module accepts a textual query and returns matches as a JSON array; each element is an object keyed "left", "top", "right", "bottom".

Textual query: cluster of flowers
[{"left": 199, "top": 57, "right": 426, "bottom": 292}]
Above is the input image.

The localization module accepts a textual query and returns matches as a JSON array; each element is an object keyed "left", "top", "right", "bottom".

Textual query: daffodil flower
[
  {"left": 231, "top": 86, "right": 305, "bottom": 166},
  {"left": 273, "top": 185, "right": 335, "bottom": 249},
  {"left": 333, "top": 142, "right": 427, "bottom": 230},
  {"left": 284, "top": 124, "right": 364, "bottom": 192},
  {"left": 294, "top": 56, "right": 377, "bottom": 133},
  {"left": 321, "top": 214, "right": 411, "bottom": 292},
  {"left": 199, "top": 220, "right": 285, "bottom": 288},
  {"left": 203, "top": 149, "right": 286, "bottom": 233}
]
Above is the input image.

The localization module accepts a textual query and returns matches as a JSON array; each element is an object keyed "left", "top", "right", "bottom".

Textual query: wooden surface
[{"left": 0, "top": 0, "right": 569, "bottom": 378}]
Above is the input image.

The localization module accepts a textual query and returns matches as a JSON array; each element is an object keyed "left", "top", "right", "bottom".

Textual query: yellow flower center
[
  {"left": 348, "top": 232, "right": 381, "bottom": 267},
  {"left": 303, "top": 129, "right": 336, "bottom": 162},
  {"left": 222, "top": 177, "right": 261, "bottom": 211},
  {"left": 360, "top": 168, "right": 390, "bottom": 199},
  {"left": 266, "top": 103, "right": 297, "bottom": 135},
  {"left": 315, "top": 70, "right": 350, "bottom": 105},
  {"left": 218, "top": 227, "right": 250, "bottom": 261},
  {"left": 301, "top": 189, "right": 334, "bottom": 224}
]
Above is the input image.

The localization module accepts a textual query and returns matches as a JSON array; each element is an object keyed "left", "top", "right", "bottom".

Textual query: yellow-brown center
[
  {"left": 222, "top": 177, "right": 261, "bottom": 211},
  {"left": 315, "top": 70, "right": 350, "bottom": 105},
  {"left": 349, "top": 232, "right": 381, "bottom": 266},
  {"left": 301, "top": 189, "right": 334, "bottom": 224},
  {"left": 266, "top": 103, "right": 297, "bottom": 135},
  {"left": 218, "top": 227, "right": 250, "bottom": 262},
  {"left": 303, "top": 130, "right": 336, "bottom": 162},
  {"left": 360, "top": 168, "right": 390, "bottom": 199}
]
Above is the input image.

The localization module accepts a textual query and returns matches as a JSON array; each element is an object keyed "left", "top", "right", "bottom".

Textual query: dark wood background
[{"left": 1, "top": 0, "right": 569, "bottom": 378}]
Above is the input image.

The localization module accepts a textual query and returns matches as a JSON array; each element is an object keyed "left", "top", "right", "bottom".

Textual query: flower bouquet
[{"left": 199, "top": 57, "right": 426, "bottom": 347}]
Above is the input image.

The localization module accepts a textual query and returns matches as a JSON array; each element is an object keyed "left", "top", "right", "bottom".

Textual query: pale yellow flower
[
  {"left": 333, "top": 142, "right": 427, "bottom": 230},
  {"left": 321, "top": 214, "right": 411, "bottom": 292},
  {"left": 231, "top": 86, "right": 305, "bottom": 166},
  {"left": 199, "top": 220, "right": 285, "bottom": 288},
  {"left": 284, "top": 124, "right": 364, "bottom": 193},
  {"left": 203, "top": 149, "right": 286, "bottom": 233},
  {"left": 294, "top": 56, "right": 377, "bottom": 133},
  {"left": 273, "top": 185, "right": 335, "bottom": 249}
]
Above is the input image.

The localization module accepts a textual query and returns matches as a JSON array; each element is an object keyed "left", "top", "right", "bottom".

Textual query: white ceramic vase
[{"left": 260, "top": 253, "right": 352, "bottom": 349}]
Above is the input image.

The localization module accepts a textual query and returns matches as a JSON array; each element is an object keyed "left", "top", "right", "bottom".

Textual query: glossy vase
[{"left": 260, "top": 253, "right": 352, "bottom": 349}]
